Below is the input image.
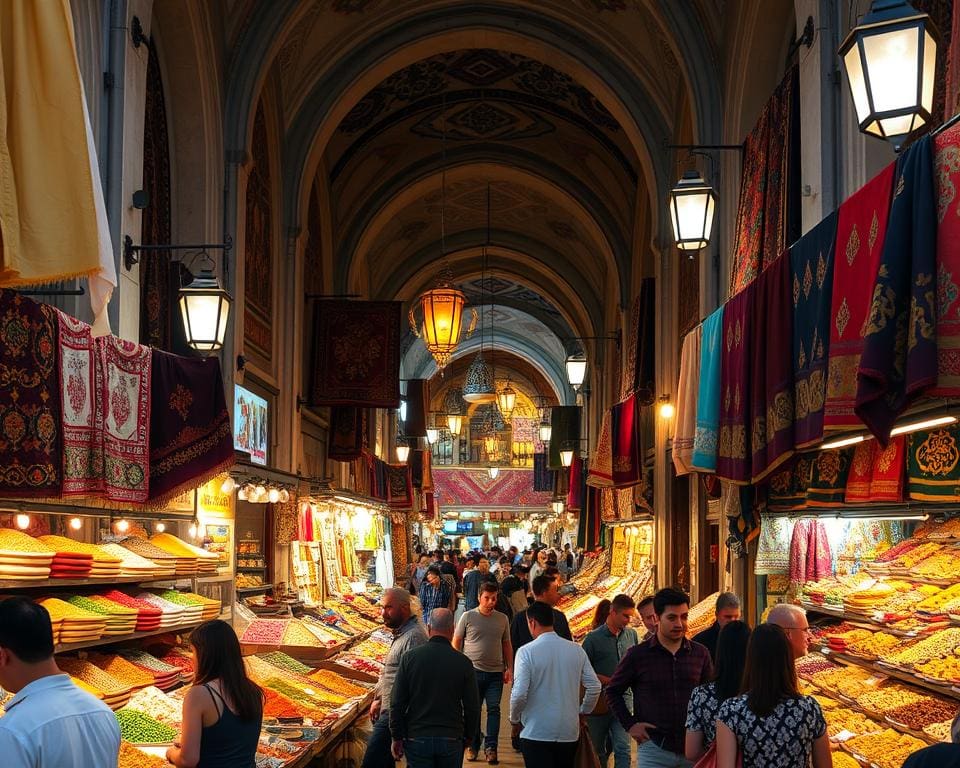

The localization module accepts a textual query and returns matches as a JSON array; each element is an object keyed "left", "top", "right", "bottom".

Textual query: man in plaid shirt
[{"left": 418, "top": 565, "right": 452, "bottom": 625}]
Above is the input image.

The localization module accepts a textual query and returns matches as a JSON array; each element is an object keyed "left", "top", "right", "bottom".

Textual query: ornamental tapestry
[{"left": 244, "top": 102, "right": 274, "bottom": 362}]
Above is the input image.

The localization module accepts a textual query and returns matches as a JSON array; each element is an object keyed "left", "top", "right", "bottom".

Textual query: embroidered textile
[
  {"left": 844, "top": 440, "right": 875, "bottom": 503},
  {"left": 755, "top": 516, "right": 795, "bottom": 575},
  {"left": 587, "top": 411, "right": 614, "bottom": 487},
  {"left": 147, "top": 350, "right": 233, "bottom": 507},
  {"left": 908, "top": 426, "right": 960, "bottom": 502},
  {"left": 431, "top": 468, "right": 553, "bottom": 508},
  {"left": 549, "top": 406, "right": 581, "bottom": 470},
  {"left": 673, "top": 325, "right": 701, "bottom": 476},
  {"left": 825, "top": 162, "right": 895, "bottom": 429},
  {"left": 0, "top": 290, "right": 60, "bottom": 495},
  {"left": 790, "top": 212, "right": 838, "bottom": 448},
  {"left": 717, "top": 283, "right": 754, "bottom": 483},
  {"left": 931, "top": 121, "right": 960, "bottom": 395},
  {"left": 387, "top": 463, "right": 413, "bottom": 509},
  {"left": 789, "top": 519, "right": 833, "bottom": 584},
  {"left": 692, "top": 305, "right": 724, "bottom": 472},
  {"left": 99, "top": 336, "right": 151, "bottom": 503},
  {"left": 309, "top": 300, "right": 401, "bottom": 407},
  {"left": 856, "top": 136, "right": 938, "bottom": 442},
  {"left": 403, "top": 379, "right": 429, "bottom": 437},
  {"left": 328, "top": 406, "right": 364, "bottom": 461},
  {"left": 766, "top": 454, "right": 812, "bottom": 513},
  {"left": 806, "top": 448, "right": 852, "bottom": 508},
  {"left": 845, "top": 439, "right": 906, "bottom": 504},
  {"left": 566, "top": 455, "right": 586, "bottom": 511},
  {"left": 750, "top": 251, "right": 794, "bottom": 482},
  {"left": 57, "top": 310, "right": 102, "bottom": 496},
  {"left": 730, "top": 67, "right": 799, "bottom": 293},
  {"left": 619, "top": 279, "right": 656, "bottom": 401},
  {"left": 611, "top": 394, "right": 641, "bottom": 488}
]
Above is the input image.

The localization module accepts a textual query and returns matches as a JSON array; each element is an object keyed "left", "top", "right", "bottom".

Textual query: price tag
[{"left": 821, "top": 648, "right": 831, "bottom": 656}]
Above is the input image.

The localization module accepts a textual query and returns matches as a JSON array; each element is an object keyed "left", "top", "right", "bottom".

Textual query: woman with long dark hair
[
  {"left": 684, "top": 620, "right": 751, "bottom": 761},
  {"left": 715, "top": 624, "right": 831, "bottom": 768},
  {"left": 591, "top": 598, "right": 612, "bottom": 630},
  {"left": 166, "top": 620, "right": 264, "bottom": 767}
]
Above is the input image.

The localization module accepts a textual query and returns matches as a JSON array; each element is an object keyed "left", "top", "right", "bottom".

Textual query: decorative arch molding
[{"left": 334, "top": 146, "right": 630, "bottom": 301}]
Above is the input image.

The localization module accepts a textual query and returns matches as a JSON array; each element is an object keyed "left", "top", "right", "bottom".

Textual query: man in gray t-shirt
[{"left": 454, "top": 581, "right": 514, "bottom": 764}]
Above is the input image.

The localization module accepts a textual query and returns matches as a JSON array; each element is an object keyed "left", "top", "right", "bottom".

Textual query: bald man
[
  {"left": 766, "top": 603, "right": 810, "bottom": 661},
  {"left": 364, "top": 588, "right": 428, "bottom": 768},
  {"left": 390, "top": 608, "right": 480, "bottom": 767}
]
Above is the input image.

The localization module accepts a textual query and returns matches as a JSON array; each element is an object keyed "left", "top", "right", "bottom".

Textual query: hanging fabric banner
[
  {"left": 611, "top": 394, "right": 641, "bottom": 488},
  {"left": 387, "top": 463, "right": 413, "bottom": 509},
  {"left": 673, "top": 325, "right": 701, "bottom": 476},
  {"left": 57, "top": 309, "right": 101, "bottom": 497},
  {"left": 908, "top": 426, "right": 960, "bottom": 502},
  {"left": 692, "top": 305, "right": 724, "bottom": 472},
  {"left": 587, "top": 411, "right": 614, "bottom": 487},
  {"left": 806, "top": 448, "right": 853, "bottom": 507},
  {"left": 328, "top": 406, "right": 364, "bottom": 462},
  {"left": 533, "top": 452, "right": 554, "bottom": 492},
  {"left": 620, "top": 279, "right": 656, "bottom": 400},
  {"left": 717, "top": 283, "right": 754, "bottom": 484},
  {"left": 824, "top": 162, "right": 896, "bottom": 430},
  {"left": 856, "top": 135, "right": 938, "bottom": 443},
  {"left": 931, "top": 120, "right": 960, "bottom": 395}
]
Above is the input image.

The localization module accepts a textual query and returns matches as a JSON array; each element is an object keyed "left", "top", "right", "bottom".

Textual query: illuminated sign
[{"left": 234, "top": 385, "right": 268, "bottom": 465}]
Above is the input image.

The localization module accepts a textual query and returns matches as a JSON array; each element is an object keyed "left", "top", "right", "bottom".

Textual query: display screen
[
  {"left": 442, "top": 520, "right": 475, "bottom": 534},
  {"left": 234, "top": 385, "right": 268, "bottom": 465}
]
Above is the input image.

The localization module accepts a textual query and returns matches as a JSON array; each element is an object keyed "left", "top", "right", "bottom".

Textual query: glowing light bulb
[
  {"left": 69, "top": 517, "right": 82, "bottom": 531},
  {"left": 220, "top": 476, "right": 236, "bottom": 494},
  {"left": 238, "top": 485, "right": 248, "bottom": 501},
  {"left": 268, "top": 487, "right": 280, "bottom": 503},
  {"left": 116, "top": 519, "right": 130, "bottom": 533},
  {"left": 255, "top": 485, "right": 267, "bottom": 499},
  {"left": 279, "top": 489, "right": 290, "bottom": 503},
  {"left": 188, "top": 524, "right": 198, "bottom": 539},
  {"left": 14, "top": 514, "right": 30, "bottom": 530},
  {"left": 155, "top": 522, "right": 166, "bottom": 533}
]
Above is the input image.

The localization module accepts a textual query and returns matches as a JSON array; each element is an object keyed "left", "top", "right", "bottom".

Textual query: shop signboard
[
  {"left": 234, "top": 385, "right": 268, "bottom": 465},
  {"left": 198, "top": 478, "right": 232, "bottom": 518}
]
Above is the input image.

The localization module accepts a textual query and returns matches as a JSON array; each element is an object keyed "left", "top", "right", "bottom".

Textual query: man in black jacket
[
  {"left": 390, "top": 608, "right": 480, "bottom": 768},
  {"left": 510, "top": 574, "right": 572, "bottom": 652}
]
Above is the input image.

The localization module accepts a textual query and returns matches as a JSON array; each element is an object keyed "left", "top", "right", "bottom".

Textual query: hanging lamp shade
[
  {"left": 178, "top": 264, "right": 232, "bottom": 353},
  {"left": 463, "top": 353, "right": 496, "bottom": 403},
  {"left": 447, "top": 414, "right": 463, "bottom": 436},
  {"left": 839, "top": 0, "right": 939, "bottom": 144},
  {"left": 565, "top": 355, "right": 587, "bottom": 389},
  {"left": 488, "top": 465, "right": 500, "bottom": 479},
  {"left": 551, "top": 500, "right": 565, "bottom": 515},
  {"left": 668, "top": 170, "right": 717, "bottom": 252},
  {"left": 409, "top": 284, "right": 471, "bottom": 370},
  {"left": 538, "top": 421, "right": 552, "bottom": 443},
  {"left": 496, "top": 381, "right": 517, "bottom": 421},
  {"left": 426, "top": 426, "right": 439, "bottom": 445}
]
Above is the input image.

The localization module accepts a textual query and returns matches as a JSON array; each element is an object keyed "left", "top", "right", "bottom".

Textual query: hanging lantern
[
  {"left": 668, "top": 170, "right": 717, "bottom": 252},
  {"left": 396, "top": 444, "right": 410, "bottom": 463},
  {"left": 560, "top": 446, "right": 575, "bottom": 467},
  {"left": 839, "top": 0, "right": 939, "bottom": 144},
  {"left": 551, "top": 500, "right": 565, "bottom": 515},
  {"left": 447, "top": 414, "right": 463, "bottom": 436},
  {"left": 565, "top": 355, "right": 587, "bottom": 390},
  {"left": 409, "top": 284, "right": 473, "bottom": 371},
  {"left": 426, "top": 427, "right": 439, "bottom": 444},
  {"left": 463, "top": 353, "right": 496, "bottom": 403},
  {"left": 496, "top": 380, "right": 517, "bottom": 420},
  {"left": 538, "top": 421, "right": 552, "bottom": 443},
  {"left": 488, "top": 466, "right": 500, "bottom": 479},
  {"left": 178, "top": 259, "right": 232, "bottom": 354}
]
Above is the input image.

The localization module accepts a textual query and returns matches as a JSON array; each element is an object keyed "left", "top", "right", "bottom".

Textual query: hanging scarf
[
  {"left": 566, "top": 455, "right": 586, "bottom": 511},
  {"left": 328, "top": 406, "right": 363, "bottom": 461},
  {"left": 147, "top": 350, "right": 233, "bottom": 507},
  {"left": 907, "top": 426, "right": 960, "bottom": 502},
  {"left": 790, "top": 212, "right": 838, "bottom": 448},
  {"left": 717, "top": 283, "right": 754, "bottom": 483},
  {"left": 806, "top": 448, "right": 852, "bottom": 507},
  {"left": 673, "top": 325, "right": 701, "bottom": 476},
  {"left": 57, "top": 309, "right": 102, "bottom": 496},
  {"left": 0, "top": 290, "right": 60, "bottom": 495},
  {"left": 825, "top": 162, "right": 895, "bottom": 429},
  {"left": 931, "top": 121, "right": 960, "bottom": 395},
  {"left": 611, "top": 393, "right": 641, "bottom": 488},
  {"left": 767, "top": 454, "right": 812, "bottom": 513},
  {"left": 587, "top": 411, "right": 613, "bottom": 487},
  {"left": 750, "top": 251, "right": 794, "bottom": 482},
  {"left": 789, "top": 519, "right": 833, "bottom": 584},
  {"left": 844, "top": 441, "right": 876, "bottom": 503},
  {"left": 98, "top": 336, "right": 151, "bottom": 504},
  {"left": 756, "top": 515, "right": 795, "bottom": 575},
  {"left": 387, "top": 463, "right": 412, "bottom": 508},
  {"left": 692, "top": 305, "right": 724, "bottom": 472},
  {"left": 870, "top": 436, "right": 906, "bottom": 502},
  {"left": 856, "top": 136, "right": 938, "bottom": 442}
]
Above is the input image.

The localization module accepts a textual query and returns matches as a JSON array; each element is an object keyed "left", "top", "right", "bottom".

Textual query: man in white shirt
[
  {"left": 0, "top": 597, "right": 121, "bottom": 767},
  {"left": 509, "top": 601, "right": 601, "bottom": 768}
]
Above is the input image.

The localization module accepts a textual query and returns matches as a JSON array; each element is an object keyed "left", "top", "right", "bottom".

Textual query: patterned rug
[{"left": 432, "top": 468, "right": 553, "bottom": 509}]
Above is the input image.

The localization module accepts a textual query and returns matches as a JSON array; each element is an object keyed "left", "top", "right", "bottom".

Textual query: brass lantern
[
  {"left": 178, "top": 261, "right": 232, "bottom": 353},
  {"left": 409, "top": 284, "right": 474, "bottom": 371},
  {"left": 496, "top": 380, "right": 517, "bottom": 421},
  {"left": 446, "top": 414, "right": 463, "bottom": 437},
  {"left": 839, "top": 0, "right": 939, "bottom": 144},
  {"left": 668, "top": 170, "right": 717, "bottom": 252}
]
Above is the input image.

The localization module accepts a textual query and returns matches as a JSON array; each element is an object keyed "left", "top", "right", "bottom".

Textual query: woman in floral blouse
[{"left": 716, "top": 624, "right": 831, "bottom": 768}]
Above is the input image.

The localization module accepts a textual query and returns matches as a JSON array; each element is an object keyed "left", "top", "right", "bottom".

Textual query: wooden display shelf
[
  {"left": 0, "top": 574, "right": 185, "bottom": 591},
  {"left": 805, "top": 602, "right": 941, "bottom": 638},
  {"left": 54, "top": 621, "right": 203, "bottom": 654},
  {"left": 237, "top": 584, "right": 274, "bottom": 593},
  {"left": 817, "top": 646, "right": 960, "bottom": 701}
]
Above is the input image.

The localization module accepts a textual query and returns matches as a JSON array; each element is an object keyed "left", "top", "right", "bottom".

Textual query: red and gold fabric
[
  {"left": 908, "top": 426, "right": 960, "bottom": 502},
  {"left": 824, "top": 162, "right": 895, "bottom": 429},
  {"left": 0, "top": 289, "right": 60, "bottom": 495},
  {"left": 844, "top": 441, "right": 875, "bottom": 503},
  {"left": 587, "top": 410, "right": 613, "bottom": 488},
  {"left": 931, "top": 120, "right": 960, "bottom": 395},
  {"left": 57, "top": 309, "right": 102, "bottom": 497},
  {"left": 717, "top": 283, "right": 754, "bottom": 484},
  {"left": 611, "top": 394, "right": 641, "bottom": 488}
]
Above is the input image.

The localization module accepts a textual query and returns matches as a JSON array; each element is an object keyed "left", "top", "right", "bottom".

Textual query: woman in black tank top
[{"left": 166, "top": 620, "right": 263, "bottom": 767}]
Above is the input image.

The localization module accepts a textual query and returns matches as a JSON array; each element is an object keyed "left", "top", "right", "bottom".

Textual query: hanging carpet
[
  {"left": 931, "top": 120, "right": 960, "bottom": 395},
  {"left": 716, "top": 283, "right": 754, "bottom": 484},
  {"left": 692, "top": 305, "right": 724, "bottom": 472}
]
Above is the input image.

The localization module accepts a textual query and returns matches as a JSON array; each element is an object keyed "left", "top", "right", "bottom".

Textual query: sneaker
[
  {"left": 511, "top": 735, "right": 521, "bottom": 752},
  {"left": 485, "top": 747, "right": 499, "bottom": 765},
  {"left": 466, "top": 748, "right": 478, "bottom": 761}
]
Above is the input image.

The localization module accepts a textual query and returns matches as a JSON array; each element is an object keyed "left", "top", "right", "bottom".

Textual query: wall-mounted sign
[
  {"left": 198, "top": 478, "right": 233, "bottom": 518},
  {"left": 234, "top": 385, "right": 268, "bottom": 465}
]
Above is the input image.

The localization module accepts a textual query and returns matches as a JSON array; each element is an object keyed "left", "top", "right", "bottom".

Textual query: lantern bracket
[
  {"left": 786, "top": 16, "right": 816, "bottom": 60},
  {"left": 123, "top": 235, "right": 233, "bottom": 273}
]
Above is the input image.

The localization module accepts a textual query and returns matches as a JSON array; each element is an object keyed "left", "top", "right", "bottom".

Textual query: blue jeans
[
  {"left": 362, "top": 711, "right": 393, "bottom": 768},
  {"left": 638, "top": 740, "right": 692, "bottom": 768},
  {"left": 404, "top": 736, "right": 464, "bottom": 768},
  {"left": 472, "top": 670, "right": 504, "bottom": 752},
  {"left": 586, "top": 713, "right": 632, "bottom": 768}
]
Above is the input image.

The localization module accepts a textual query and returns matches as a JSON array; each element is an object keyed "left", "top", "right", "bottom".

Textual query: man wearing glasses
[{"left": 766, "top": 603, "right": 811, "bottom": 660}]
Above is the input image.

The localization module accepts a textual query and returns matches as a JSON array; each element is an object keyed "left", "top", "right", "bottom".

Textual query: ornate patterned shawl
[
  {"left": 825, "top": 162, "right": 895, "bottom": 429},
  {"left": 147, "top": 350, "right": 233, "bottom": 507},
  {"left": 57, "top": 309, "right": 102, "bottom": 496},
  {"left": 309, "top": 300, "right": 401, "bottom": 407},
  {"left": 767, "top": 454, "right": 812, "bottom": 513},
  {"left": 844, "top": 441, "right": 875, "bottom": 503},
  {"left": 806, "top": 448, "right": 853, "bottom": 507},
  {"left": 692, "top": 305, "right": 724, "bottom": 472},
  {"left": 611, "top": 394, "right": 641, "bottom": 488},
  {"left": 587, "top": 410, "right": 613, "bottom": 487},
  {"left": 387, "top": 463, "right": 412, "bottom": 508},
  {"left": 790, "top": 212, "right": 838, "bottom": 448},
  {"left": 755, "top": 515, "right": 795, "bottom": 575},
  {"left": 931, "top": 121, "right": 960, "bottom": 395},
  {"left": 869, "top": 436, "right": 906, "bottom": 502},
  {"left": 328, "top": 407, "right": 364, "bottom": 461},
  {"left": 750, "top": 251, "right": 794, "bottom": 482},
  {"left": 673, "top": 325, "right": 701, "bottom": 476},
  {"left": 856, "top": 136, "right": 938, "bottom": 442},
  {"left": 0, "top": 290, "right": 60, "bottom": 495},
  {"left": 717, "top": 284, "right": 754, "bottom": 483},
  {"left": 99, "top": 336, "right": 151, "bottom": 503},
  {"left": 908, "top": 426, "right": 960, "bottom": 502}
]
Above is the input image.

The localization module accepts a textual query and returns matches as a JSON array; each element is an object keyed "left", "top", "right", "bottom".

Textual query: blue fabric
[
  {"left": 692, "top": 306, "right": 724, "bottom": 471},
  {"left": 362, "top": 711, "right": 394, "bottom": 768},
  {"left": 587, "top": 712, "right": 632, "bottom": 768},
  {"left": 463, "top": 569, "right": 483, "bottom": 611},
  {"left": 418, "top": 580, "right": 452, "bottom": 624},
  {"left": 404, "top": 736, "right": 465, "bottom": 768},
  {"left": 471, "top": 670, "right": 504, "bottom": 752}
]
